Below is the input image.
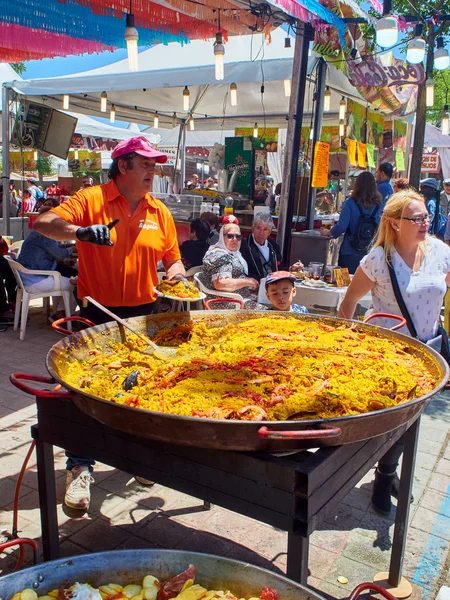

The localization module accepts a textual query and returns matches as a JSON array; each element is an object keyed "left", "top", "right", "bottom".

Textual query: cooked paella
[
  {"left": 60, "top": 316, "right": 439, "bottom": 422},
  {"left": 156, "top": 280, "right": 201, "bottom": 299}
]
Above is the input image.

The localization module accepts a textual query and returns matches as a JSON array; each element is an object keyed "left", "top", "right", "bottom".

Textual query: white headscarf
[{"left": 204, "top": 224, "right": 248, "bottom": 275}]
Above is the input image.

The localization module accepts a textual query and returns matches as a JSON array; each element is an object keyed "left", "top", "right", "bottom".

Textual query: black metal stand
[{"left": 31, "top": 396, "right": 420, "bottom": 586}]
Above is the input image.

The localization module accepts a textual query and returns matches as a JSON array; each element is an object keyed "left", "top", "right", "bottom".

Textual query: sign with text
[
  {"left": 234, "top": 128, "right": 278, "bottom": 152},
  {"left": 68, "top": 150, "right": 101, "bottom": 172},
  {"left": 311, "top": 142, "right": 330, "bottom": 188},
  {"left": 9, "top": 151, "right": 36, "bottom": 172},
  {"left": 421, "top": 152, "right": 440, "bottom": 173}
]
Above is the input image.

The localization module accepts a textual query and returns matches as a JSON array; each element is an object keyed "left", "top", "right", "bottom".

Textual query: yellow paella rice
[
  {"left": 61, "top": 316, "right": 440, "bottom": 421},
  {"left": 156, "top": 279, "right": 200, "bottom": 299}
]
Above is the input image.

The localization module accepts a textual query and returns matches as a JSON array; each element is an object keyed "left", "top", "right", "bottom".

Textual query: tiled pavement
[{"left": 0, "top": 307, "right": 450, "bottom": 599}]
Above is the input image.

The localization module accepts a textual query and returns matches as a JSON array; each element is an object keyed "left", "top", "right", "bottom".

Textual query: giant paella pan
[{"left": 11, "top": 311, "right": 449, "bottom": 451}]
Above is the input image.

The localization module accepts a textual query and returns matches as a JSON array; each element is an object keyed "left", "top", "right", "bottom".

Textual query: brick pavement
[{"left": 0, "top": 307, "right": 449, "bottom": 599}]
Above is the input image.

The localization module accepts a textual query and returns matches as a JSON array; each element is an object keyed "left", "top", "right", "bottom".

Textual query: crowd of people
[{"left": 2, "top": 138, "right": 450, "bottom": 517}]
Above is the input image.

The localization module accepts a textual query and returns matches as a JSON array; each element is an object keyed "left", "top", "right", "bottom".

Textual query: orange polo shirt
[{"left": 51, "top": 180, "right": 181, "bottom": 306}]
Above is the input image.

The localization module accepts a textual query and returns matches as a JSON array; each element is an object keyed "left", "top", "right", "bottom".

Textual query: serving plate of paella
[{"left": 154, "top": 280, "right": 205, "bottom": 302}]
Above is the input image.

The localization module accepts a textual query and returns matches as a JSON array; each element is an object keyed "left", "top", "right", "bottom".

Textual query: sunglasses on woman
[{"left": 226, "top": 233, "right": 242, "bottom": 240}]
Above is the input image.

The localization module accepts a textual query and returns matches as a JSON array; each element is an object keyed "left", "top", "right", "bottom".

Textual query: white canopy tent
[{"left": 4, "top": 29, "right": 366, "bottom": 131}]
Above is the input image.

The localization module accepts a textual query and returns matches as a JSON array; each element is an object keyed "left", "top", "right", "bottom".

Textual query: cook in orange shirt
[
  {"left": 34, "top": 136, "right": 185, "bottom": 325},
  {"left": 33, "top": 137, "right": 186, "bottom": 511}
]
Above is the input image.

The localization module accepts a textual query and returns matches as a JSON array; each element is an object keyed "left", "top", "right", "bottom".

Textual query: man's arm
[
  {"left": 163, "top": 259, "right": 186, "bottom": 280},
  {"left": 34, "top": 211, "right": 80, "bottom": 241}
]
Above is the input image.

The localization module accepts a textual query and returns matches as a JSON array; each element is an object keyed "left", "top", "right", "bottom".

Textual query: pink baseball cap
[{"left": 112, "top": 136, "right": 168, "bottom": 164}]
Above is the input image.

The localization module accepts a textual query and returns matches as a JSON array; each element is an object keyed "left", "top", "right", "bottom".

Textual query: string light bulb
[
  {"left": 172, "top": 112, "right": 177, "bottom": 128},
  {"left": 339, "top": 96, "right": 346, "bottom": 120},
  {"left": 284, "top": 36, "right": 291, "bottom": 49},
  {"left": 100, "top": 91, "right": 107, "bottom": 112},
  {"left": 214, "top": 32, "right": 225, "bottom": 81},
  {"left": 124, "top": 12, "right": 139, "bottom": 72},
  {"left": 33, "top": 151, "right": 38, "bottom": 161},
  {"left": 284, "top": 79, "right": 291, "bottom": 97},
  {"left": 63, "top": 94, "right": 69, "bottom": 110},
  {"left": 183, "top": 86, "right": 190, "bottom": 111},
  {"left": 339, "top": 119, "right": 345, "bottom": 138},
  {"left": 442, "top": 105, "right": 449, "bottom": 136},
  {"left": 189, "top": 115, "right": 195, "bottom": 131},
  {"left": 425, "top": 78, "right": 435, "bottom": 107},
  {"left": 376, "top": 0, "right": 398, "bottom": 49},
  {"left": 110, "top": 105, "right": 116, "bottom": 123},
  {"left": 324, "top": 87, "right": 331, "bottom": 112},
  {"left": 435, "top": 37, "right": 450, "bottom": 70},
  {"left": 406, "top": 24, "right": 426, "bottom": 64},
  {"left": 253, "top": 123, "right": 258, "bottom": 138},
  {"left": 74, "top": 149, "right": 79, "bottom": 160},
  {"left": 230, "top": 83, "right": 237, "bottom": 107},
  {"left": 154, "top": 112, "right": 159, "bottom": 128}
]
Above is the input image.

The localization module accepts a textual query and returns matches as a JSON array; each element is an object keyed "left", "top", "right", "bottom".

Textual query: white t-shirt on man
[{"left": 360, "top": 237, "right": 450, "bottom": 341}]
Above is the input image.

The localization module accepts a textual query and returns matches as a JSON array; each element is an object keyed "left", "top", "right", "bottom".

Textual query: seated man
[
  {"left": 180, "top": 218, "right": 211, "bottom": 270},
  {"left": 265, "top": 271, "right": 308, "bottom": 313},
  {"left": 240, "top": 213, "right": 282, "bottom": 281},
  {"left": 200, "top": 211, "right": 220, "bottom": 246}
]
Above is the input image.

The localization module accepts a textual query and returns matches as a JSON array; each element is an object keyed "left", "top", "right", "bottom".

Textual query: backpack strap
[
  {"left": 386, "top": 252, "right": 418, "bottom": 338},
  {"left": 370, "top": 204, "right": 378, "bottom": 218}
]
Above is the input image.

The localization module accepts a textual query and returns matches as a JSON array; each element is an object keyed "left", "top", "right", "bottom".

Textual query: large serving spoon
[{"left": 84, "top": 296, "right": 177, "bottom": 360}]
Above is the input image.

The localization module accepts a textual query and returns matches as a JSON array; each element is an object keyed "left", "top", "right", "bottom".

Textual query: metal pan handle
[
  {"left": 364, "top": 313, "right": 406, "bottom": 331},
  {"left": 258, "top": 425, "right": 342, "bottom": 440},
  {"left": 347, "top": 583, "right": 397, "bottom": 600},
  {"left": 204, "top": 298, "right": 244, "bottom": 310},
  {"left": 10, "top": 373, "right": 72, "bottom": 398},
  {"left": 52, "top": 316, "right": 95, "bottom": 335}
]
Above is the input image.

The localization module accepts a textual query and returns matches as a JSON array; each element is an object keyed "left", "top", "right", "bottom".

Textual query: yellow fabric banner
[
  {"left": 395, "top": 148, "right": 405, "bottom": 172},
  {"left": 346, "top": 139, "right": 357, "bottom": 166},
  {"left": 366, "top": 143, "right": 376, "bottom": 168},
  {"left": 311, "top": 141, "right": 330, "bottom": 188},
  {"left": 357, "top": 142, "right": 367, "bottom": 168}
]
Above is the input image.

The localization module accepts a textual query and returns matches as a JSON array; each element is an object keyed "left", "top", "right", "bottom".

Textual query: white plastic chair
[
  {"left": 9, "top": 240, "right": 24, "bottom": 254},
  {"left": 257, "top": 277, "right": 271, "bottom": 305},
  {"left": 185, "top": 265, "right": 203, "bottom": 278},
  {"left": 5, "top": 256, "right": 72, "bottom": 340},
  {"left": 194, "top": 271, "right": 244, "bottom": 308}
]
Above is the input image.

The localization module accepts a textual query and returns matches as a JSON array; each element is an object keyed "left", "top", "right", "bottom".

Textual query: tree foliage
[
  {"left": 10, "top": 63, "right": 26, "bottom": 75},
  {"left": 36, "top": 155, "right": 57, "bottom": 178}
]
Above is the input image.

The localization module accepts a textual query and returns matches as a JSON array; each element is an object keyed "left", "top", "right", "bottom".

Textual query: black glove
[{"left": 76, "top": 219, "right": 119, "bottom": 246}]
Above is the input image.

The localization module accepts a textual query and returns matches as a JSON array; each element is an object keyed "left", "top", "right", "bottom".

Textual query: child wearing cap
[{"left": 265, "top": 271, "right": 308, "bottom": 313}]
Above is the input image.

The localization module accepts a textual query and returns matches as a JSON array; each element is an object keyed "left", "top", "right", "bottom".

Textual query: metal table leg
[
  {"left": 287, "top": 532, "right": 309, "bottom": 585},
  {"left": 388, "top": 417, "right": 420, "bottom": 587},
  {"left": 32, "top": 425, "right": 60, "bottom": 561}
]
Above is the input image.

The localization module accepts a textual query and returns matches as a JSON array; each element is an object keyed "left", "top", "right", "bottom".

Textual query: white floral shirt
[{"left": 360, "top": 237, "right": 450, "bottom": 341}]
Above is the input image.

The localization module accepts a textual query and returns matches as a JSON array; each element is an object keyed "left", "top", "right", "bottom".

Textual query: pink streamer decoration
[
  {"left": 269, "top": 0, "right": 313, "bottom": 26},
  {"left": 367, "top": 0, "right": 382, "bottom": 14},
  {"left": 0, "top": 21, "right": 113, "bottom": 61},
  {"left": 397, "top": 16, "right": 414, "bottom": 31}
]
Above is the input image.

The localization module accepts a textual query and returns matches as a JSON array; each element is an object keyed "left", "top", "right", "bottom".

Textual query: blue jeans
[{"left": 66, "top": 454, "right": 95, "bottom": 472}]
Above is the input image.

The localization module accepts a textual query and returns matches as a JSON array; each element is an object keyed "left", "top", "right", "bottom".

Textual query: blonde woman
[{"left": 339, "top": 189, "right": 450, "bottom": 513}]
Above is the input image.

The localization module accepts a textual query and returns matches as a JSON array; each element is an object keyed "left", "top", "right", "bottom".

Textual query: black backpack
[{"left": 349, "top": 202, "right": 378, "bottom": 253}]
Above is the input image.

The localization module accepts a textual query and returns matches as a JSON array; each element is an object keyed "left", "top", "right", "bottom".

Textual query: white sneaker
[{"left": 65, "top": 466, "right": 94, "bottom": 510}]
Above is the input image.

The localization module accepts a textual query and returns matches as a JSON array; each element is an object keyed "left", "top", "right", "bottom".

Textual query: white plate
[
  {"left": 153, "top": 287, "right": 206, "bottom": 302},
  {"left": 298, "top": 280, "right": 329, "bottom": 289}
]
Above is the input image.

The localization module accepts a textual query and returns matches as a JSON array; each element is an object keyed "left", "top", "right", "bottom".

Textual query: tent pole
[
  {"left": 306, "top": 57, "right": 327, "bottom": 230},
  {"left": 180, "top": 122, "right": 186, "bottom": 191},
  {"left": 277, "top": 22, "right": 315, "bottom": 265},
  {"left": 2, "top": 85, "right": 11, "bottom": 236}
]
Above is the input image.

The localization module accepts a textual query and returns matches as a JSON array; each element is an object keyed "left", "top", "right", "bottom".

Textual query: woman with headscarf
[{"left": 202, "top": 219, "right": 259, "bottom": 308}]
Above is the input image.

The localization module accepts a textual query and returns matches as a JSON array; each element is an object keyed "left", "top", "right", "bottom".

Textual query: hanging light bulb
[
  {"left": 435, "top": 37, "right": 450, "bottom": 70},
  {"left": 339, "top": 96, "right": 346, "bottom": 121},
  {"left": 253, "top": 123, "right": 258, "bottom": 138},
  {"left": 110, "top": 105, "right": 116, "bottom": 123},
  {"left": 189, "top": 115, "right": 195, "bottom": 131},
  {"left": 406, "top": 24, "right": 426, "bottom": 64},
  {"left": 284, "top": 36, "right": 291, "bottom": 49},
  {"left": 183, "top": 86, "right": 190, "bottom": 111},
  {"left": 339, "top": 119, "right": 345, "bottom": 138},
  {"left": 376, "top": 0, "right": 398, "bottom": 48},
  {"left": 426, "top": 78, "right": 435, "bottom": 107},
  {"left": 309, "top": 129, "right": 314, "bottom": 140},
  {"left": 154, "top": 112, "right": 159, "bottom": 128},
  {"left": 74, "top": 149, "right": 79, "bottom": 160},
  {"left": 172, "top": 112, "right": 177, "bottom": 128},
  {"left": 230, "top": 83, "right": 237, "bottom": 107},
  {"left": 33, "top": 151, "right": 38, "bottom": 161},
  {"left": 214, "top": 32, "right": 225, "bottom": 81},
  {"left": 63, "top": 94, "right": 69, "bottom": 110},
  {"left": 100, "top": 91, "right": 107, "bottom": 112},
  {"left": 324, "top": 87, "right": 331, "bottom": 112},
  {"left": 442, "top": 105, "right": 449, "bottom": 136},
  {"left": 124, "top": 12, "right": 139, "bottom": 72},
  {"left": 284, "top": 79, "right": 291, "bottom": 98}
]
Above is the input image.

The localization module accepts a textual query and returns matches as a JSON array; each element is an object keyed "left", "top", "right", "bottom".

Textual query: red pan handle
[
  {"left": 258, "top": 425, "right": 342, "bottom": 440},
  {"left": 364, "top": 313, "right": 406, "bottom": 331},
  {"left": 52, "top": 316, "right": 95, "bottom": 335},
  {"left": 10, "top": 373, "right": 72, "bottom": 398},
  {"left": 204, "top": 298, "right": 245, "bottom": 310},
  {"left": 347, "top": 583, "right": 397, "bottom": 600},
  {"left": 0, "top": 538, "right": 40, "bottom": 566}
]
